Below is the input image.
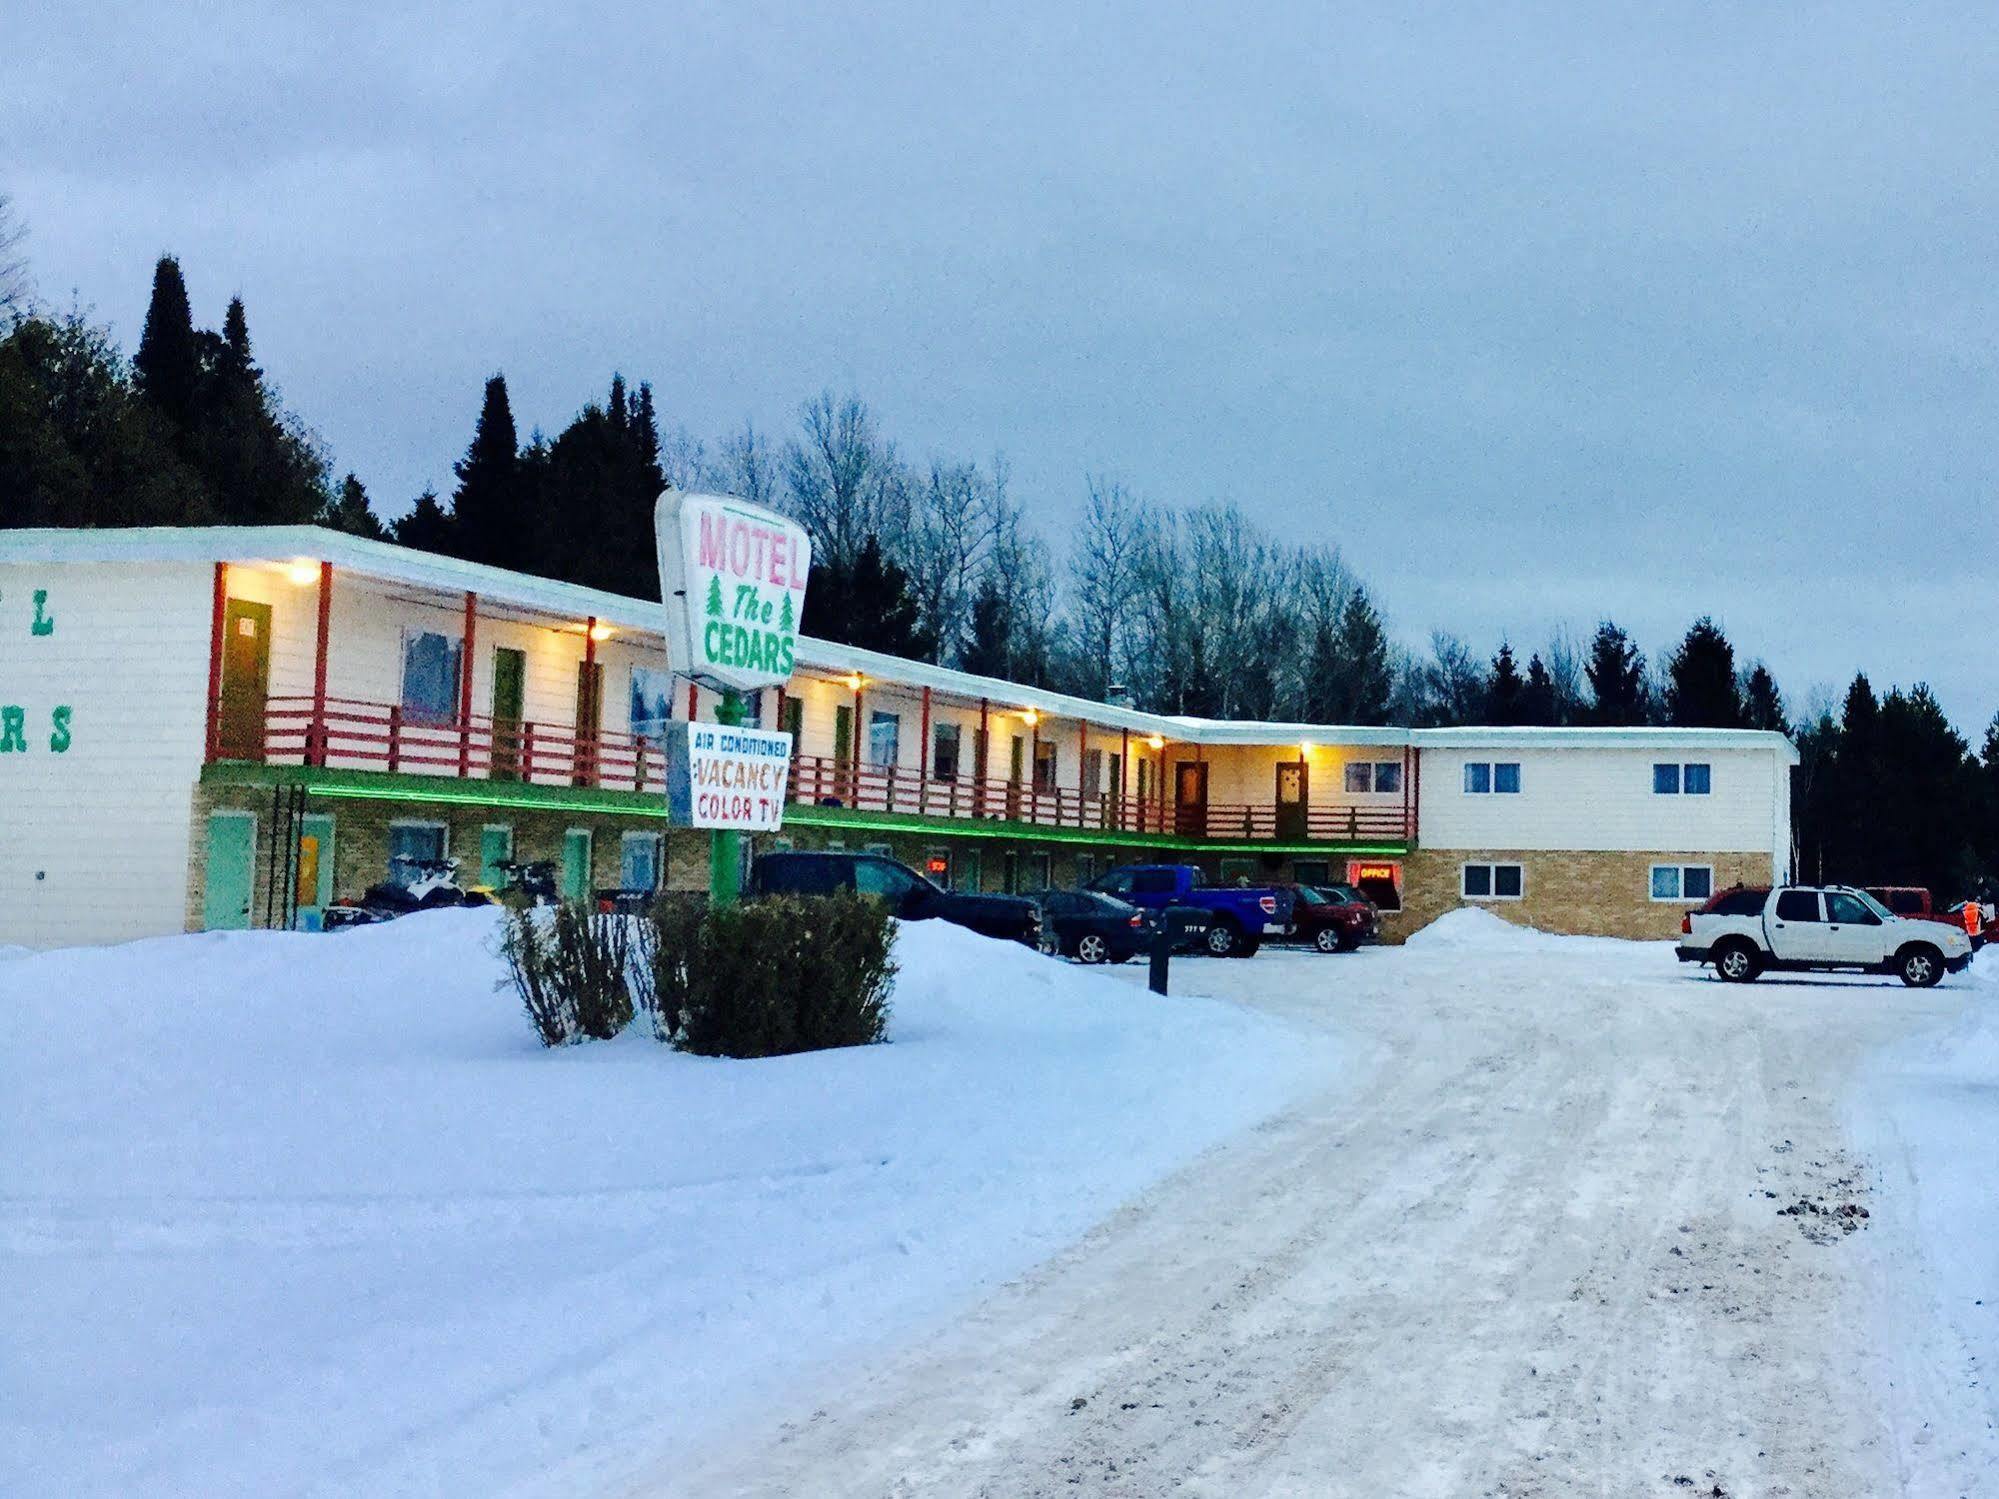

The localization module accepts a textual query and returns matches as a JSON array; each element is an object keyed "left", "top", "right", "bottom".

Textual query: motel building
[{"left": 0, "top": 526, "right": 1799, "bottom": 952}]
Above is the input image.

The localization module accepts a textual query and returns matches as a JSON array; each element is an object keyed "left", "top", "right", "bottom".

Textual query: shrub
[
  {"left": 500, "top": 900, "right": 635, "bottom": 1045},
  {"left": 650, "top": 891, "right": 895, "bottom": 1058}
]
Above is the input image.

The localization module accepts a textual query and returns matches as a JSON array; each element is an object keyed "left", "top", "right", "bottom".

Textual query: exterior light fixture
[
  {"left": 845, "top": 672, "right": 865, "bottom": 691},
  {"left": 1146, "top": 734, "right": 1165, "bottom": 751},
  {"left": 1021, "top": 708, "right": 1040, "bottom": 726},
  {"left": 588, "top": 624, "right": 616, "bottom": 642},
  {"left": 284, "top": 559, "right": 319, "bottom": 586},
  {"left": 1300, "top": 742, "right": 1313, "bottom": 757}
]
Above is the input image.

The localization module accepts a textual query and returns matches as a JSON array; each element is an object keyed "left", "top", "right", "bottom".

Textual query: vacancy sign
[
  {"left": 655, "top": 491, "right": 812, "bottom": 693},
  {"left": 665, "top": 721, "right": 793, "bottom": 831}
]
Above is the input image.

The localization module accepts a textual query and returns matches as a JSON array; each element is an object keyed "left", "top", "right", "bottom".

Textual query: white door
[
  {"left": 1822, "top": 890, "right": 1891, "bottom": 966},
  {"left": 1766, "top": 889, "right": 1831, "bottom": 962}
]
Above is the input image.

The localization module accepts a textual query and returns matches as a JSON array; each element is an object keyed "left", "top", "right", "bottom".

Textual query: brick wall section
[{"left": 1378, "top": 848, "right": 1772, "bottom": 944}]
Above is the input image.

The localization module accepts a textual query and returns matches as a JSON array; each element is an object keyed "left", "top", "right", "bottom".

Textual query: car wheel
[
  {"left": 1715, "top": 939, "right": 1762, "bottom": 983},
  {"left": 1076, "top": 933, "right": 1110, "bottom": 964},
  {"left": 1312, "top": 927, "right": 1340, "bottom": 954},
  {"left": 1205, "top": 922, "right": 1240, "bottom": 957},
  {"left": 1898, "top": 945, "right": 1944, "bottom": 988}
]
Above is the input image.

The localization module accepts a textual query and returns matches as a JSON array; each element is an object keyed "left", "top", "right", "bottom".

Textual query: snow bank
[
  {"left": 1403, "top": 905, "right": 1647, "bottom": 957},
  {"left": 0, "top": 909, "right": 1336, "bottom": 1498}
]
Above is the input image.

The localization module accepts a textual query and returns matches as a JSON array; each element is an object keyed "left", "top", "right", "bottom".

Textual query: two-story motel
[{"left": 0, "top": 526, "right": 1799, "bottom": 951}]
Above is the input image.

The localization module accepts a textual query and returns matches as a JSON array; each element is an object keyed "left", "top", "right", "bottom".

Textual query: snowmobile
[{"left": 324, "top": 857, "right": 489, "bottom": 931}]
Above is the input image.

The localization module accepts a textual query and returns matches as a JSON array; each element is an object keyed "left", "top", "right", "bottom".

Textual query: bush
[
  {"left": 647, "top": 891, "right": 895, "bottom": 1058},
  {"left": 500, "top": 900, "right": 635, "bottom": 1046}
]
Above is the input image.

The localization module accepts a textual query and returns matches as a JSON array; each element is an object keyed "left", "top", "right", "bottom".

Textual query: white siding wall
[
  {"left": 0, "top": 561, "right": 213, "bottom": 948},
  {"left": 1416, "top": 745, "right": 1788, "bottom": 864}
]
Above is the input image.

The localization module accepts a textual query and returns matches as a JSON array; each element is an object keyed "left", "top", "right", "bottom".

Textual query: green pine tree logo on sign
[
  {"left": 705, "top": 576, "right": 724, "bottom": 618},
  {"left": 778, "top": 593, "right": 794, "bottom": 632}
]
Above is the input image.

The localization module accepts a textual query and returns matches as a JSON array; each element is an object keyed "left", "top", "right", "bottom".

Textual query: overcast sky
[{"left": 9, "top": 4, "right": 1997, "bottom": 730}]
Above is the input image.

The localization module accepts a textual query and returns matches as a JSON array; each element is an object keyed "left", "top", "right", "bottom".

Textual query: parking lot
[{"left": 678, "top": 920, "right": 1993, "bottom": 1498}]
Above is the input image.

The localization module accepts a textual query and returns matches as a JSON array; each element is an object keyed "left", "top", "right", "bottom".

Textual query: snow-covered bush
[
  {"left": 643, "top": 891, "right": 895, "bottom": 1058},
  {"left": 500, "top": 901, "right": 635, "bottom": 1045}
]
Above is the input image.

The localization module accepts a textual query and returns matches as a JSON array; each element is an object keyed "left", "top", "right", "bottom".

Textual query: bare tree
[
  {"left": 0, "top": 193, "right": 29, "bottom": 316},
  {"left": 709, "top": 420, "right": 780, "bottom": 507},
  {"left": 781, "top": 392, "right": 908, "bottom": 574},
  {"left": 1067, "top": 476, "right": 1150, "bottom": 698},
  {"left": 901, "top": 455, "right": 1017, "bottom": 663}
]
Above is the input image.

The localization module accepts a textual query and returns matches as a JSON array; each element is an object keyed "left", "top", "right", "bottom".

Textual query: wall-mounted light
[
  {"left": 284, "top": 559, "right": 320, "bottom": 586},
  {"left": 1299, "top": 742, "right": 1314, "bottom": 757},
  {"left": 845, "top": 672, "right": 865, "bottom": 691},
  {"left": 588, "top": 624, "right": 616, "bottom": 642},
  {"left": 1146, "top": 733, "right": 1165, "bottom": 751},
  {"left": 1021, "top": 708, "right": 1040, "bottom": 726}
]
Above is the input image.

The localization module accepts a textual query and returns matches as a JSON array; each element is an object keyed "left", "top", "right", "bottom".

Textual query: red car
[{"left": 1286, "top": 883, "right": 1379, "bottom": 953}]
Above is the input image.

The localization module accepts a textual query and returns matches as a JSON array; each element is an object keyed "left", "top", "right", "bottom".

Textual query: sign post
[{"left": 655, "top": 492, "right": 812, "bottom": 906}]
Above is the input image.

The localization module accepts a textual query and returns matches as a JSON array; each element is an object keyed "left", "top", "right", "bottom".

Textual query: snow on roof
[{"left": 0, "top": 524, "right": 1798, "bottom": 761}]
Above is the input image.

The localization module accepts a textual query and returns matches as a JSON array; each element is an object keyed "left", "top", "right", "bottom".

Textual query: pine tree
[
  {"left": 133, "top": 255, "right": 201, "bottom": 433},
  {"left": 1487, "top": 642, "right": 1525, "bottom": 724},
  {"left": 958, "top": 573, "right": 1014, "bottom": 679},
  {"left": 705, "top": 575, "right": 724, "bottom": 617},
  {"left": 319, "top": 472, "right": 387, "bottom": 539},
  {"left": 777, "top": 591, "right": 794, "bottom": 632},
  {"left": 1520, "top": 653, "right": 1558, "bottom": 726},
  {"left": 219, "top": 296, "right": 258, "bottom": 386},
  {"left": 633, "top": 382, "right": 663, "bottom": 492},
  {"left": 1584, "top": 621, "right": 1647, "bottom": 725},
  {"left": 608, "top": 373, "right": 629, "bottom": 435},
  {"left": 393, "top": 486, "right": 457, "bottom": 552},
  {"left": 1664, "top": 616, "right": 1744, "bottom": 727},
  {"left": 451, "top": 375, "right": 523, "bottom": 568},
  {"left": 1326, "top": 586, "right": 1394, "bottom": 725},
  {"left": 1741, "top": 663, "right": 1787, "bottom": 732}
]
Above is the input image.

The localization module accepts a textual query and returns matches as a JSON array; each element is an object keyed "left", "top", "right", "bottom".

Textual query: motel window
[
  {"left": 1462, "top": 862, "right": 1524, "bottom": 900},
  {"left": 387, "top": 822, "right": 447, "bottom": 881},
  {"left": 1656, "top": 762, "right": 1712, "bottom": 795},
  {"left": 1653, "top": 763, "right": 1680, "bottom": 794},
  {"left": 620, "top": 832, "right": 663, "bottom": 892},
  {"left": 400, "top": 630, "right": 463, "bottom": 727},
  {"left": 933, "top": 722, "right": 962, "bottom": 781},
  {"left": 1346, "top": 761, "right": 1404, "bottom": 794},
  {"left": 1077, "top": 853, "right": 1096, "bottom": 884},
  {"left": 867, "top": 711, "right": 900, "bottom": 767},
  {"left": 959, "top": 849, "right": 982, "bottom": 892},
  {"left": 1083, "top": 748, "right": 1105, "bottom": 797},
  {"left": 1464, "top": 762, "right": 1488, "bottom": 794},
  {"left": 1033, "top": 741, "right": 1058, "bottom": 793},
  {"left": 1029, "top": 851, "right": 1052, "bottom": 888},
  {"left": 1650, "top": 864, "right": 1713, "bottom": 902},
  {"left": 630, "top": 667, "right": 675, "bottom": 741}
]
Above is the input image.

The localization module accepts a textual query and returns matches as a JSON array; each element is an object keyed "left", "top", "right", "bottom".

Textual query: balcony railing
[{"left": 216, "top": 698, "right": 1413, "bottom": 844}]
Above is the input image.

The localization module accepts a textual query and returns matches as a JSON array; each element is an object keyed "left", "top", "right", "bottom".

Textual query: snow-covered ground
[
  {"left": 0, "top": 911, "right": 1339, "bottom": 1498},
  {"left": 1850, "top": 951, "right": 1999, "bottom": 1495},
  {"left": 682, "top": 911, "right": 1999, "bottom": 1498}
]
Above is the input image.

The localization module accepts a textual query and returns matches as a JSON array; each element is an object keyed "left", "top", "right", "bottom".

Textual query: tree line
[{"left": 3, "top": 245, "right": 1995, "bottom": 897}]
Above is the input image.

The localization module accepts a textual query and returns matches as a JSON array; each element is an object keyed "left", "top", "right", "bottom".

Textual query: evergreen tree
[
  {"left": 451, "top": 375, "right": 525, "bottom": 568},
  {"left": 1487, "top": 642, "right": 1526, "bottom": 724},
  {"left": 1520, "top": 653, "right": 1558, "bottom": 726},
  {"left": 777, "top": 591, "right": 794, "bottom": 632},
  {"left": 1326, "top": 586, "right": 1394, "bottom": 724},
  {"left": 1664, "top": 616, "right": 1744, "bottom": 727},
  {"left": 1584, "top": 621, "right": 1648, "bottom": 724},
  {"left": 958, "top": 573, "right": 1014, "bottom": 679},
  {"left": 633, "top": 382, "right": 663, "bottom": 491},
  {"left": 186, "top": 292, "right": 327, "bottom": 524},
  {"left": 393, "top": 486, "right": 457, "bottom": 552},
  {"left": 219, "top": 296, "right": 257, "bottom": 386},
  {"left": 133, "top": 255, "right": 201, "bottom": 433},
  {"left": 318, "top": 472, "right": 387, "bottom": 540},
  {"left": 705, "top": 575, "right": 724, "bottom": 617},
  {"left": 1741, "top": 663, "right": 1787, "bottom": 732},
  {"left": 801, "top": 533, "right": 935, "bottom": 658}
]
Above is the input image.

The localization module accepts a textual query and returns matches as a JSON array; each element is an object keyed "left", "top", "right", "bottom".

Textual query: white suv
[{"left": 1677, "top": 884, "right": 1976, "bottom": 987}]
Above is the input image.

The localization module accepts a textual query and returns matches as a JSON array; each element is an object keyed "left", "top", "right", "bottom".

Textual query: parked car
[
  {"left": 1089, "top": 864, "right": 1295, "bottom": 958},
  {"left": 747, "top": 851, "right": 1040, "bottom": 945},
  {"left": 1862, "top": 886, "right": 1968, "bottom": 928},
  {"left": 1677, "top": 884, "right": 1975, "bottom": 987},
  {"left": 1285, "top": 883, "right": 1379, "bottom": 953},
  {"left": 1031, "top": 889, "right": 1155, "bottom": 964}
]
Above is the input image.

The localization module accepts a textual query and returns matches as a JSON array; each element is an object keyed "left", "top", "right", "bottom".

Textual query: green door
[
  {"left": 296, "top": 813, "right": 335, "bottom": 929},
  {"left": 480, "top": 825, "right": 513, "bottom": 889},
  {"left": 490, "top": 647, "right": 525, "bottom": 780},
  {"left": 561, "top": 829, "right": 593, "bottom": 901},
  {"left": 203, "top": 812, "right": 256, "bottom": 930}
]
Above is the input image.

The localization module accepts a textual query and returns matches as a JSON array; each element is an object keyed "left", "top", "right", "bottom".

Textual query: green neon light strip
[{"left": 199, "top": 761, "right": 1410, "bottom": 856}]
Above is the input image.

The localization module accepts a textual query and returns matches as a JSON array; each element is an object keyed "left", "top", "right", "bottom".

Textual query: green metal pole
[{"left": 709, "top": 688, "right": 746, "bottom": 906}]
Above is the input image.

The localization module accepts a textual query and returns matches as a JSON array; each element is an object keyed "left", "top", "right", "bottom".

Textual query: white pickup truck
[{"left": 1677, "top": 884, "right": 1976, "bottom": 987}]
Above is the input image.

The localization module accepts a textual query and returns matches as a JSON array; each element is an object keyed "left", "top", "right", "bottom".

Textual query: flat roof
[{"left": 0, "top": 524, "right": 1800, "bottom": 763}]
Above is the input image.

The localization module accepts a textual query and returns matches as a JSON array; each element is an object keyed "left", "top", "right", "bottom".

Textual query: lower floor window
[
  {"left": 620, "top": 832, "right": 663, "bottom": 891},
  {"left": 388, "top": 822, "right": 447, "bottom": 880},
  {"left": 1463, "top": 862, "right": 1524, "bottom": 900},
  {"left": 1650, "top": 864, "right": 1713, "bottom": 901}
]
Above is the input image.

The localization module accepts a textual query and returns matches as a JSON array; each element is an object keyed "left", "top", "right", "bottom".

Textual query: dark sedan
[
  {"left": 1286, "top": 883, "right": 1379, "bottom": 953},
  {"left": 1031, "top": 889, "right": 1156, "bottom": 964}
]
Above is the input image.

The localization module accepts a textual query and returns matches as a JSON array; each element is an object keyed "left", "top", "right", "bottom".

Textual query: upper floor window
[
  {"left": 400, "top": 630, "right": 462, "bottom": 727},
  {"left": 630, "top": 667, "right": 674, "bottom": 741},
  {"left": 867, "top": 711, "right": 900, "bottom": 767},
  {"left": 932, "top": 722, "right": 961, "bottom": 781},
  {"left": 1033, "top": 740, "right": 1058, "bottom": 792},
  {"left": 1653, "top": 762, "right": 1712, "bottom": 795},
  {"left": 1344, "top": 760, "right": 1404, "bottom": 794},
  {"left": 1463, "top": 761, "right": 1520, "bottom": 794}
]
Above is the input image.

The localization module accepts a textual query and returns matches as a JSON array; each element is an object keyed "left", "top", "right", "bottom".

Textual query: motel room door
[
  {"left": 1275, "top": 760, "right": 1308, "bottom": 841},
  {"left": 490, "top": 646, "right": 525, "bottom": 779},
  {"left": 217, "top": 598, "right": 273, "bottom": 760},
  {"left": 1174, "top": 760, "right": 1209, "bottom": 838},
  {"left": 203, "top": 811, "right": 256, "bottom": 930}
]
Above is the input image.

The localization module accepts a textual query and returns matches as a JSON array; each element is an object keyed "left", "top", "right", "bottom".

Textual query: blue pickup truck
[{"left": 1088, "top": 864, "right": 1295, "bottom": 958}]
